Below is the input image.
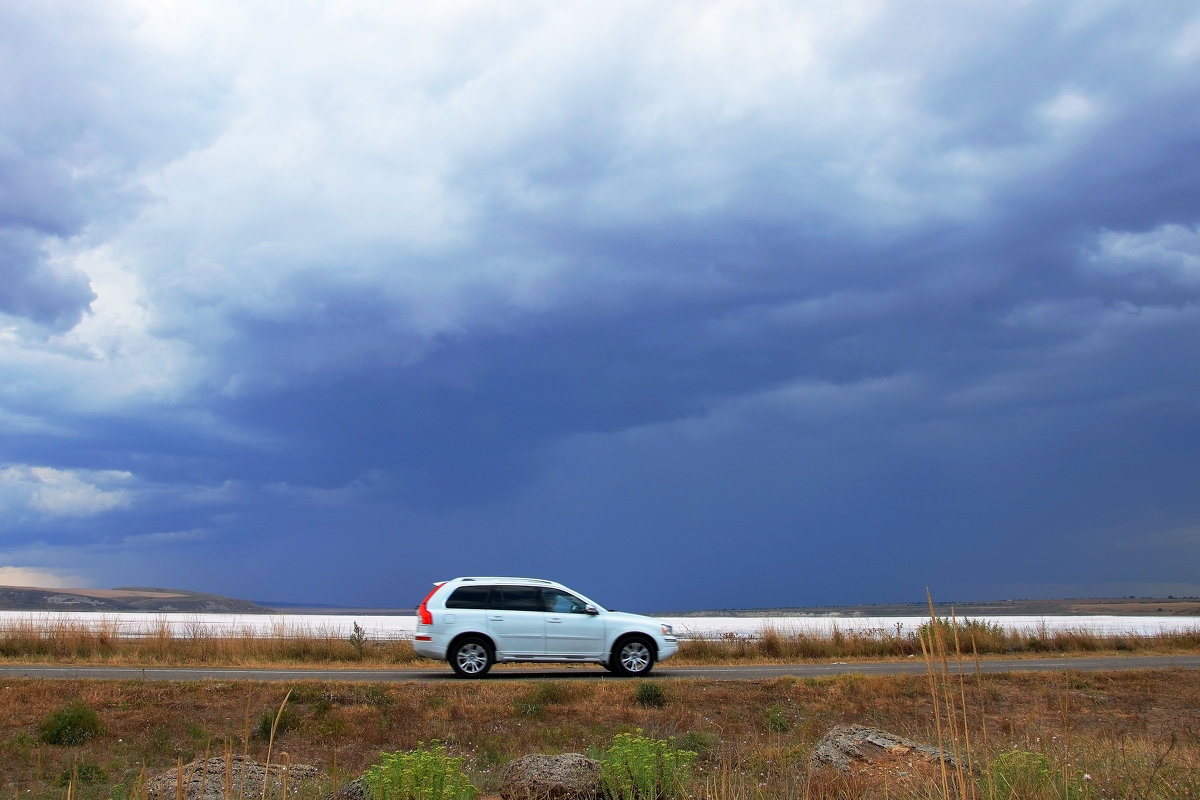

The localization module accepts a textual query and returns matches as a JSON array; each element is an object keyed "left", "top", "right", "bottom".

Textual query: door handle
[
  {"left": 547, "top": 617, "right": 562, "bottom": 623},
  {"left": 489, "top": 615, "right": 504, "bottom": 621}
]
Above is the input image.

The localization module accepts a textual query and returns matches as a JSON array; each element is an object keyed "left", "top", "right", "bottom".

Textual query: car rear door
[{"left": 488, "top": 585, "right": 546, "bottom": 658}]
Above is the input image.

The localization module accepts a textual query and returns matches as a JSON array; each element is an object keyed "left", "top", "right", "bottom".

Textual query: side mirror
[{"left": 584, "top": 605, "right": 599, "bottom": 616}]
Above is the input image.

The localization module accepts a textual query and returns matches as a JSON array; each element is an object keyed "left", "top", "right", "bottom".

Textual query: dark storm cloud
[
  {"left": 2, "top": 2, "right": 1199, "bottom": 607},
  {"left": 0, "top": 230, "right": 94, "bottom": 328},
  {"left": 0, "top": 1, "right": 228, "bottom": 329}
]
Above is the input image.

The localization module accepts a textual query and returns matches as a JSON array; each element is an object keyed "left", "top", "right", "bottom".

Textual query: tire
[
  {"left": 449, "top": 636, "right": 493, "bottom": 678},
  {"left": 611, "top": 635, "right": 655, "bottom": 677}
]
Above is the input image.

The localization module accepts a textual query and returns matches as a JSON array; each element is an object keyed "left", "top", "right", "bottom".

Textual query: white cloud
[
  {"left": 1038, "top": 89, "right": 1103, "bottom": 130},
  {"left": 0, "top": 465, "right": 134, "bottom": 517},
  {"left": 1088, "top": 225, "right": 1200, "bottom": 285},
  {"left": 120, "top": 528, "right": 208, "bottom": 547},
  {"left": 1169, "top": 14, "right": 1200, "bottom": 62}
]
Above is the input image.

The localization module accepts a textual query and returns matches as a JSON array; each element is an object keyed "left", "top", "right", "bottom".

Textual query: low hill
[{"left": 0, "top": 586, "right": 268, "bottom": 613}]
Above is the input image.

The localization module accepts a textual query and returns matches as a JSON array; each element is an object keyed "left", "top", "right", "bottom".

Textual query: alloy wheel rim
[
  {"left": 458, "top": 644, "right": 487, "bottom": 673},
  {"left": 621, "top": 643, "right": 649, "bottom": 671}
]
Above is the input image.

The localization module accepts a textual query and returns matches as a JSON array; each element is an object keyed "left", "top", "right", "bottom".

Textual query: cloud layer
[{"left": 2, "top": 1, "right": 1198, "bottom": 608}]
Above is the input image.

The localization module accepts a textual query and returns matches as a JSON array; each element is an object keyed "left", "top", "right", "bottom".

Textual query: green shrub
[
  {"left": 364, "top": 741, "right": 478, "bottom": 800},
  {"left": 39, "top": 702, "right": 102, "bottom": 746},
  {"left": 350, "top": 621, "right": 367, "bottom": 659},
  {"left": 633, "top": 682, "right": 666, "bottom": 708},
  {"left": 599, "top": 729, "right": 697, "bottom": 800}
]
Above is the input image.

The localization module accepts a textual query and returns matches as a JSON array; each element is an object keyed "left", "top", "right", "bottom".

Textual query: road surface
[{"left": 1, "top": 654, "right": 1197, "bottom": 682}]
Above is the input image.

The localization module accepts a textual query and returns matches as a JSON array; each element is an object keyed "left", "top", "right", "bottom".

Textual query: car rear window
[
  {"left": 445, "top": 585, "right": 493, "bottom": 609},
  {"left": 495, "top": 586, "right": 542, "bottom": 611}
]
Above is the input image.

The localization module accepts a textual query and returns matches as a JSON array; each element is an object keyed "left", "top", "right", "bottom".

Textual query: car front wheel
[
  {"left": 449, "top": 636, "right": 493, "bottom": 678},
  {"left": 611, "top": 635, "right": 655, "bottom": 677}
]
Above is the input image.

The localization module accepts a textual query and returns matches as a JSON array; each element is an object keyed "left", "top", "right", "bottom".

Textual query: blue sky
[{"left": 2, "top": 2, "right": 1200, "bottom": 612}]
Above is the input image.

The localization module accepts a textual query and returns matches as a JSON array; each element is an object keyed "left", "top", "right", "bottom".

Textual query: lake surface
[{"left": 2, "top": 611, "right": 1196, "bottom": 641}]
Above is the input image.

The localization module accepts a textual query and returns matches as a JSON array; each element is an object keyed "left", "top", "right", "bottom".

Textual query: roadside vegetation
[
  {"left": 2, "top": 611, "right": 1198, "bottom": 799},
  {"left": 2, "top": 667, "right": 1198, "bottom": 799},
  {"left": 1, "top": 615, "right": 1198, "bottom": 666}
]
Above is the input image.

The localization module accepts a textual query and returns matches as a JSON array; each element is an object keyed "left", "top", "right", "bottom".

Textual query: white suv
[{"left": 412, "top": 577, "right": 678, "bottom": 678}]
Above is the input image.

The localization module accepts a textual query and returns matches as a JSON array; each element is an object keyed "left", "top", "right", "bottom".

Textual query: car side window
[
  {"left": 543, "top": 589, "right": 588, "bottom": 613},
  {"left": 496, "top": 586, "right": 542, "bottom": 611},
  {"left": 446, "top": 585, "right": 493, "bottom": 609}
]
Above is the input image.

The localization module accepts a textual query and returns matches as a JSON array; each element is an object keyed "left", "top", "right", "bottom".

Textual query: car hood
[{"left": 601, "top": 609, "right": 668, "bottom": 629}]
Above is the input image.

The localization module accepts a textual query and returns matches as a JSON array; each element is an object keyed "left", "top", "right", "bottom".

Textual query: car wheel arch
[
  {"left": 610, "top": 633, "right": 657, "bottom": 676},
  {"left": 448, "top": 631, "right": 496, "bottom": 657}
]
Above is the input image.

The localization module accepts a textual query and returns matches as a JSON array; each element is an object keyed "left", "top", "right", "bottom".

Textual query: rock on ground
[
  {"left": 809, "top": 724, "right": 970, "bottom": 792},
  {"left": 146, "top": 755, "right": 321, "bottom": 800},
  {"left": 324, "top": 778, "right": 369, "bottom": 800},
  {"left": 499, "top": 753, "right": 603, "bottom": 800}
]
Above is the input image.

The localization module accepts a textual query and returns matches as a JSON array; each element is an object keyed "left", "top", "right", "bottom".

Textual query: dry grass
[
  {"left": 680, "top": 620, "right": 1200, "bottom": 663},
  {"left": 3, "top": 612, "right": 1200, "bottom": 799},
  {"left": 2, "top": 617, "right": 1197, "bottom": 668},
  {"left": 0, "top": 618, "right": 421, "bottom": 666},
  {"left": 0, "top": 667, "right": 1197, "bottom": 799}
]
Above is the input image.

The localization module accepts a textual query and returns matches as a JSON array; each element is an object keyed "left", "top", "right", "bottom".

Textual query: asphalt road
[{"left": 1, "top": 654, "right": 1197, "bottom": 682}]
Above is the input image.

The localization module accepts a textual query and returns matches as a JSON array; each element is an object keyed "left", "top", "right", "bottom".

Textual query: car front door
[{"left": 541, "top": 588, "right": 605, "bottom": 658}]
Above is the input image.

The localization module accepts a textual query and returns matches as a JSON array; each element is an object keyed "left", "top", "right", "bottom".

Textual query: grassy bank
[
  {"left": 4, "top": 614, "right": 1200, "bottom": 799},
  {"left": 2, "top": 616, "right": 1199, "bottom": 666},
  {"left": 2, "top": 668, "right": 1198, "bottom": 799}
]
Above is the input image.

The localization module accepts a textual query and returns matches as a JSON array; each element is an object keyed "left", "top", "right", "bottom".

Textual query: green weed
[
  {"left": 598, "top": 729, "right": 697, "bottom": 800},
  {"left": 256, "top": 706, "right": 297, "bottom": 740},
  {"left": 58, "top": 760, "right": 106, "bottom": 786},
  {"left": 764, "top": 703, "right": 791, "bottom": 733},
  {"left": 364, "top": 741, "right": 478, "bottom": 800},
  {"left": 982, "top": 749, "right": 1091, "bottom": 799}
]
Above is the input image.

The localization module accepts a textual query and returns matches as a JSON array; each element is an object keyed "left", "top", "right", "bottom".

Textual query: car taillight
[{"left": 417, "top": 585, "right": 440, "bottom": 626}]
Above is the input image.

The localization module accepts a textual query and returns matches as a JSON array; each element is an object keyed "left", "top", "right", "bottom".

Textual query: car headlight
[{"left": 661, "top": 624, "right": 674, "bottom": 636}]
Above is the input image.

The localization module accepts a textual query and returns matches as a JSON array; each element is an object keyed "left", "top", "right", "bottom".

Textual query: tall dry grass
[
  {"left": 2, "top": 616, "right": 1197, "bottom": 668},
  {"left": 0, "top": 618, "right": 420, "bottom": 666},
  {"left": 678, "top": 618, "right": 1200, "bottom": 663}
]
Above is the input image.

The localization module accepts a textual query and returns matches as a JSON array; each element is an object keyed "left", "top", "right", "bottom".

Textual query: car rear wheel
[
  {"left": 449, "top": 636, "right": 493, "bottom": 678},
  {"left": 611, "top": 635, "right": 655, "bottom": 677}
]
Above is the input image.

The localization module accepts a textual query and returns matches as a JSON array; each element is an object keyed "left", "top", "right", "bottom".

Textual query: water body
[{"left": 2, "top": 611, "right": 1196, "bottom": 642}]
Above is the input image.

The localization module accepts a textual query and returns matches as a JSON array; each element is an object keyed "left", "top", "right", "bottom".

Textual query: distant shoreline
[{"left": 238, "top": 596, "right": 1200, "bottom": 618}]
